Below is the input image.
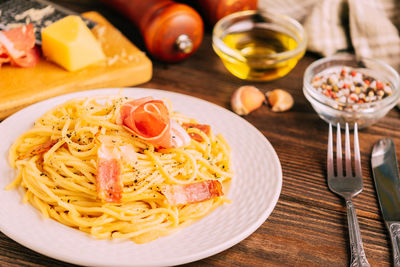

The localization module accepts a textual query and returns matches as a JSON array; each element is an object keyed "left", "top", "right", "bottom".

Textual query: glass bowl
[
  {"left": 212, "top": 10, "right": 307, "bottom": 81},
  {"left": 303, "top": 54, "right": 400, "bottom": 129}
]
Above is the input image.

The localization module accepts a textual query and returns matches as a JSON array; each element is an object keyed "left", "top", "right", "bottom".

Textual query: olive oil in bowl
[{"left": 212, "top": 11, "right": 306, "bottom": 81}]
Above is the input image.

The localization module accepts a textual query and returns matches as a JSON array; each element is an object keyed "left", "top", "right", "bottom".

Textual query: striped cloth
[{"left": 259, "top": 0, "right": 400, "bottom": 71}]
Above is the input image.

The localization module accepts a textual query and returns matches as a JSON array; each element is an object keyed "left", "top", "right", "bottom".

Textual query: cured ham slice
[
  {"left": 118, "top": 144, "right": 137, "bottom": 164},
  {"left": 0, "top": 24, "right": 39, "bottom": 68},
  {"left": 0, "top": 45, "right": 11, "bottom": 65},
  {"left": 182, "top": 123, "right": 211, "bottom": 142},
  {"left": 170, "top": 120, "right": 191, "bottom": 147},
  {"left": 96, "top": 137, "right": 123, "bottom": 203},
  {"left": 117, "top": 97, "right": 190, "bottom": 148},
  {"left": 162, "top": 180, "right": 224, "bottom": 206},
  {"left": 17, "top": 139, "right": 59, "bottom": 160},
  {"left": 11, "top": 45, "right": 40, "bottom": 68}
]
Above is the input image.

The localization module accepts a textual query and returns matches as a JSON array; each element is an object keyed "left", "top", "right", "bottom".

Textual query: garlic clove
[
  {"left": 266, "top": 89, "right": 294, "bottom": 112},
  {"left": 231, "top": 86, "right": 266, "bottom": 115}
]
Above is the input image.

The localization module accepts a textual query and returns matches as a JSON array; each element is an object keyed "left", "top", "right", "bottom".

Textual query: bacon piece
[
  {"left": 10, "top": 45, "right": 40, "bottom": 68},
  {"left": 161, "top": 180, "right": 224, "bottom": 206},
  {"left": 118, "top": 144, "right": 137, "bottom": 164},
  {"left": 0, "top": 24, "right": 39, "bottom": 68},
  {"left": 116, "top": 96, "right": 153, "bottom": 125},
  {"left": 182, "top": 123, "right": 211, "bottom": 142},
  {"left": 96, "top": 136, "right": 123, "bottom": 203},
  {"left": 117, "top": 97, "right": 190, "bottom": 148},
  {"left": 0, "top": 45, "right": 11, "bottom": 66},
  {"left": 17, "top": 139, "right": 58, "bottom": 160},
  {"left": 0, "top": 44, "right": 11, "bottom": 67},
  {"left": 2, "top": 24, "right": 36, "bottom": 54},
  {"left": 170, "top": 120, "right": 191, "bottom": 147}
]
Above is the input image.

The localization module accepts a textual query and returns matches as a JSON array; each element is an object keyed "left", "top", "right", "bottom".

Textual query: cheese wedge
[{"left": 41, "top": 15, "right": 105, "bottom": 71}]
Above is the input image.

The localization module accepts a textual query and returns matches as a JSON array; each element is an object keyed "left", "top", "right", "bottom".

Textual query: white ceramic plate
[{"left": 0, "top": 88, "right": 282, "bottom": 267}]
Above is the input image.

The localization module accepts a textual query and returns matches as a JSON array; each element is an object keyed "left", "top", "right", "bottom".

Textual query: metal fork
[{"left": 327, "top": 123, "right": 370, "bottom": 267}]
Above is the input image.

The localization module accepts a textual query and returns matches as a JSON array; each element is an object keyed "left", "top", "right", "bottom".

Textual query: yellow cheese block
[{"left": 41, "top": 15, "right": 106, "bottom": 71}]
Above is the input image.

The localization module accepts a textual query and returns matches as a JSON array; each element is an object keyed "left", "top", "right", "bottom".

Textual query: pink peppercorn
[{"left": 311, "top": 66, "right": 392, "bottom": 105}]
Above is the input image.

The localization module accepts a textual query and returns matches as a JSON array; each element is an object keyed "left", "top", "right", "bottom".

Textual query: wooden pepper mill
[
  {"left": 103, "top": 0, "right": 204, "bottom": 63},
  {"left": 193, "top": 0, "right": 258, "bottom": 25}
]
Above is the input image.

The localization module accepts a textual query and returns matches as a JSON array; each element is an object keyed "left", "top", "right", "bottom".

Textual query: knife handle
[{"left": 387, "top": 221, "right": 400, "bottom": 267}]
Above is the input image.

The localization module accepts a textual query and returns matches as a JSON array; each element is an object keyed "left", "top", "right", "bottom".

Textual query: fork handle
[
  {"left": 346, "top": 200, "right": 370, "bottom": 267},
  {"left": 386, "top": 221, "right": 400, "bottom": 267}
]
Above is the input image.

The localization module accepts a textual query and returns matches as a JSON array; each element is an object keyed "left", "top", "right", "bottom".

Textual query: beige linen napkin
[
  {"left": 259, "top": 0, "right": 400, "bottom": 107},
  {"left": 259, "top": 0, "right": 400, "bottom": 71}
]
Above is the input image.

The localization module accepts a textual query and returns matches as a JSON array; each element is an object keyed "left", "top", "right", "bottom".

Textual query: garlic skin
[
  {"left": 231, "top": 86, "right": 266, "bottom": 115},
  {"left": 266, "top": 89, "right": 294, "bottom": 112}
]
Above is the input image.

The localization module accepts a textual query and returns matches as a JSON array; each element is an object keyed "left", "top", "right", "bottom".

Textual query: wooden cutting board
[{"left": 0, "top": 11, "right": 152, "bottom": 120}]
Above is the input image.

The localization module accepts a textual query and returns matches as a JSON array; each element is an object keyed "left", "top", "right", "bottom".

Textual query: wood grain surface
[{"left": 1, "top": 1, "right": 399, "bottom": 266}]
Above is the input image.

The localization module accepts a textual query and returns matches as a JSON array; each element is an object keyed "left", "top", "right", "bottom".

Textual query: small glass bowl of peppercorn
[{"left": 303, "top": 54, "right": 400, "bottom": 129}]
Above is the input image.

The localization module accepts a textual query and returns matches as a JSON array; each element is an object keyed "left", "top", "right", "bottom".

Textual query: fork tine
[
  {"left": 327, "top": 123, "right": 334, "bottom": 177},
  {"left": 336, "top": 123, "right": 343, "bottom": 177},
  {"left": 345, "top": 123, "right": 352, "bottom": 177},
  {"left": 354, "top": 123, "right": 362, "bottom": 177}
]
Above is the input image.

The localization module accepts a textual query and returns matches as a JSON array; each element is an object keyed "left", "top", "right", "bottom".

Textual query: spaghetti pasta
[{"left": 7, "top": 95, "right": 232, "bottom": 244}]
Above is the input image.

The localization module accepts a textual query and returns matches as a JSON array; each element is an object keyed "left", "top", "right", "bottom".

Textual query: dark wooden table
[{"left": 1, "top": 1, "right": 400, "bottom": 266}]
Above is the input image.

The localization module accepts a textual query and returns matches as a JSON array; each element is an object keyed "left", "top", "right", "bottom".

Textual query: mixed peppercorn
[{"left": 312, "top": 67, "right": 392, "bottom": 105}]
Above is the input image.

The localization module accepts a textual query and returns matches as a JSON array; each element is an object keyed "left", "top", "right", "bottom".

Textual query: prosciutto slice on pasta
[
  {"left": 162, "top": 180, "right": 224, "bottom": 205},
  {"left": 182, "top": 123, "right": 211, "bottom": 142},
  {"left": 117, "top": 97, "right": 190, "bottom": 148},
  {"left": 17, "top": 139, "right": 58, "bottom": 160},
  {"left": 96, "top": 136, "right": 123, "bottom": 203}
]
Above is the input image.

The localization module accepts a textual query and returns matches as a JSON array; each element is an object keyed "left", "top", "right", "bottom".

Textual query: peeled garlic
[
  {"left": 231, "top": 86, "right": 266, "bottom": 115},
  {"left": 266, "top": 89, "right": 294, "bottom": 112}
]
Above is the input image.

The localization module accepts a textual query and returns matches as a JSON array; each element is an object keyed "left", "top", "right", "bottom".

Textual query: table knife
[{"left": 371, "top": 138, "right": 400, "bottom": 267}]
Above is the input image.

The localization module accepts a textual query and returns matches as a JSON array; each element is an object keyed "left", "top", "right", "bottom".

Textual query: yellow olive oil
[{"left": 214, "top": 27, "right": 304, "bottom": 81}]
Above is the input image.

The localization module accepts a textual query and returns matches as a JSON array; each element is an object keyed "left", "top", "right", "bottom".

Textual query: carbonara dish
[{"left": 8, "top": 95, "right": 232, "bottom": 244}]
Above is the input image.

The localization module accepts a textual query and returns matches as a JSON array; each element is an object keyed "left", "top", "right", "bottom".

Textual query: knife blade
[{"left": 371, "top": 138, "right": 400, "bottom": 267}]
